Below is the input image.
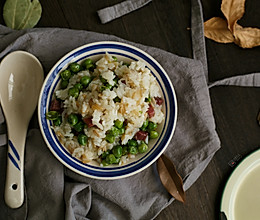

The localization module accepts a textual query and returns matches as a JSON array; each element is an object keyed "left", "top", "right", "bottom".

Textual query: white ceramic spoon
[{"left": 0, "top": 51, "right": 44, "bottom": 208}]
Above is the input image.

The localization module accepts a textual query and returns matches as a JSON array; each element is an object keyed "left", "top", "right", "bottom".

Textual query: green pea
[
  {"left": 69, "top": 62, "right": 82, "bottom": 73},
  {"left": 109, "top": 126, "right": 120, "bottom": 136},
  {"left": 74, "top": 83, "right": 83, "bottom": 91},
  {"left": 68, "top": 114, "right": 78, "bottom": 126},
  {"left": 113, "top": 97, "right": 121, "bottom": 103},
  {"left": 60, "top": 69, "right": 71, "bottom": 81},
  {"left": 145, "top": 97, "right": 151, "bottom": 103},
  {"left": 112, "top": 56, "right": 117, "bottom": 61},
  {"left": 84, "top": 58, "right": 93, "bottom": 66},
  {"left": 68, "top": 87, "right": 79, "bottom": 98},
  {"left": 73, "top": 121, "right": 85, "bottom": 132},
  {"left": 129, "top": 146, "right": 138, "bottom": 155},
  {"left": 101, "top": 151, "right": 110, "bottom": 159},
  {"left": 118, "top": 127, "right": 125, "bottom": 135},
  {"left": 86, "top": 63, "right": 94, "bottom": 70},
  {"left": 113, "top": 77, "right": 119, "bottom": 85},
  {"left": 100, "top": 85, "right": 106, "bottom": 91},
  {"left": 101, "top": 160, "right": 109, "bottom": 166},
  {"left": 100, "top": 76, "right": 107, "bottom": 84},
  {"left": 149, "top": 130, "right": 159, "bottom": 139},
  {"left": 80, "top": 76, "right": 91, "bottom": 87},
  {"left": 78, "top": 134, "right": 87, "bottom": 146},
  {"left": 114, "top": 157, "right": 120, "bottom": 164},
  {"left": 108, "top": 84, "right": 113, "bottom": 89},
  {"left": 114, "top": 119, "right": 123, "bottom": 128},
  {"left": 128, "top": 139, "right": 138, "bottom": 147},
  {"left": 123, "top": 62, "right": 130, "bottom": 67},
  {"left": 138, "top": 142, "right": 148, "bottom": 153},
  {"left": 105, "top": 134, "right": 115, "bottom": 143},
  {"left": 122, "top": 146, "right": 128, "bottom": 155},
  {"left": 53, "top": 116, "right": 62, "bottom": 126},
  {"left": 46, "top": 111, "right": 59, "bottom": 120},
  {"left": 101, "top": 84, "right": 112, "bottom": 91},
  {"left": 105, "top": 154, "right": 117, "bottom": 164},
  {"left": 112, "top": 145, "right": 123, "bottom": 158},
  {"left": 60, "top": 80, "right": 69, "bottom": 89},
  {"left": 147, "top": 121, "right": 157, "bottom": 131},
  {"left": 141, "top": 119, "right": 149, "bottom": 131}
]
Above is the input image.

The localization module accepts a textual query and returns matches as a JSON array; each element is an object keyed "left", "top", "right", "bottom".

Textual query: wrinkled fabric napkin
[
  {"left": 0, "top": 24, "right": 220, "bottom": 218},
  {"left": 1, "top": 0, "right": 257, "bottom": 219},
  {"left": 97, "top": 0, "right": 152, "bottom": 24}
]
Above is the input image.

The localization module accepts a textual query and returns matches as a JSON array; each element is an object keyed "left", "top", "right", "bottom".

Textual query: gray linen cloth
[
  {"left": 0, "top": 24, "right": 220, "bottom": 219},
  {"left": 2, "top": 0, "right": 258, "bottom": 219},
  {"left": 97, "top": 0, "right": 152, "bottom": 24}
]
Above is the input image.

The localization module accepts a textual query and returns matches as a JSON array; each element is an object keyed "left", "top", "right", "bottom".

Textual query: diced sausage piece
[
  {"left": 135, "top": 130, "right": 148, "bottom": 141},
  {"left": 83, "top": 117, "right": 94, "bottom": 128},
  {"left": 147, "top": 104, "right": 155, "bottom": 118},
  {"left": 50, "top": 99, "right": 61, "bottom": 111},
  {"left": 154, "top": 97, "right": 163, "bottom": 105}
]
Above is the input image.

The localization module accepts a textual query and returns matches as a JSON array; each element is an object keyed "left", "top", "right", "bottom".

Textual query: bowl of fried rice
[{"left": 38, "top": 41, "right": 177, "bottom": 179}]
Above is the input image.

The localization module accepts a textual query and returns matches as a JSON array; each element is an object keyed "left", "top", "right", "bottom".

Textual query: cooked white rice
[{"left": 53, "top": 53, "right": 164, "bottom": 165}]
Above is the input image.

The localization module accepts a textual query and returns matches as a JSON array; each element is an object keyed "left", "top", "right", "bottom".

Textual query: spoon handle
[{"left": 4, "top": 130, "right": 26, "bottom": 209}]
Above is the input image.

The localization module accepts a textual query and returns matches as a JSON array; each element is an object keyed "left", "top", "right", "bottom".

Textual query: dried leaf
[
  {"left": 3, "top": 0, "right": 42, "bottom": 30},
  {"left": 233, "top": 23, "right": 260, "bottom": 48},
  {"left": 157, "top": 154, "right": 185, "bottom": 203},
  {"left": 204, "top": 0, "right": 260, "bottom": 48},
  {"left": 221, "top": 0, "right": 246, "bottom": 32},
  {"left": 204, "top": 17, "right": 234, "bottom": 43}
]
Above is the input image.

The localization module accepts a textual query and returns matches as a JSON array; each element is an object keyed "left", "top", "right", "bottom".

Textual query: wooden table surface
[{"left": 1, "top": 0, "right": 260, "bottom": 219}]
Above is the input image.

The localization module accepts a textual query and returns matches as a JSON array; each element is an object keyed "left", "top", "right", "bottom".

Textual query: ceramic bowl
[{"left": 38, "top": 41, "right": 177, "bottom": 179}]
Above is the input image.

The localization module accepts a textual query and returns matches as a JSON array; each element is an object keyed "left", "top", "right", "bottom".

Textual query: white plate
[{"left": 221, "top": 148, "right": 260, "bottom": 220}]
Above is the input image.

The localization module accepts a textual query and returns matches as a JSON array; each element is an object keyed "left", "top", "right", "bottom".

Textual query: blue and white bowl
[{"left": 38, "top": 41, "right": 177, "bottom": 179}]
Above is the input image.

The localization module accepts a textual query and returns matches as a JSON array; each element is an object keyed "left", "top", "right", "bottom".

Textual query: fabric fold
[
  {"left": 208, "top": 72, "right": 260, "bottom": 88},
  {"left": 0, "top": 106, "right": 4, "bottom": 124},
  {"left": 191, "top": 0, "right": 208, "bottom": 81},
  {"left": 24, "top": 129, "right": 65, "bottom": 220},
  {"left": 97, "top": 0, "right": 152, "bottom": 24},
  {"left": 0, "top": 134, "right": 7, "bottom": 147},
  {"left": 64, "top": 182, "right": 92, "bottom": 220}
]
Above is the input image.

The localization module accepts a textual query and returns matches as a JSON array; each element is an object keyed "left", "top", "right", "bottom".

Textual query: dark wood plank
[{"left": 0, "top": 0, "right": 259, "bottom": 219}]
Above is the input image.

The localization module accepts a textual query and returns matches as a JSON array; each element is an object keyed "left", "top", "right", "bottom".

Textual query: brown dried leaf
[
  {"left": 204, "top": 17, "right": 234, "bottom": 43},
  {"left": 233, "top": 23, "right": 260, "bottom": 48},
  {"left": 204, "top": 0, "right": 260, "bottom": 48},
  {"left": 221, "top": 0, "right": 246, "bottom": 32},
  {"left": 157, "top": 154, "right": 185, "bottom": 203}
]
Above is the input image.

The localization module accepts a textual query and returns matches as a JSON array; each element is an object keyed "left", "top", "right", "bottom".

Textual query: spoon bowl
[{"left": 0, "top": 51, "right": 44, "bottom": 208}]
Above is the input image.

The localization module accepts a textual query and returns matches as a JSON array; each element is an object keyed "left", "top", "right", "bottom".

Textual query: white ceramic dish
[
  {"left": 38, "top": 41, "right": 177, "bottom": 179},
  {"left": 221, "top": 148, "right": 260, "bottom": 220}
]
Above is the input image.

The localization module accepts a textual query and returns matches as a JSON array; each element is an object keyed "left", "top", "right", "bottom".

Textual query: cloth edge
[{"left": 97, "top": 0, "right": 152, "bottom": 24}]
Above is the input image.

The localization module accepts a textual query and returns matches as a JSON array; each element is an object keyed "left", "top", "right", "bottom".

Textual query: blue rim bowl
[{"left": 38, "top": 41, "right": 177, "bottom": 179}]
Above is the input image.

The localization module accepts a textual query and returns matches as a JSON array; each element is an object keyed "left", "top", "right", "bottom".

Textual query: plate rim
[{"left": 220, "top": 148, "right": 260, "bottom": 219}]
